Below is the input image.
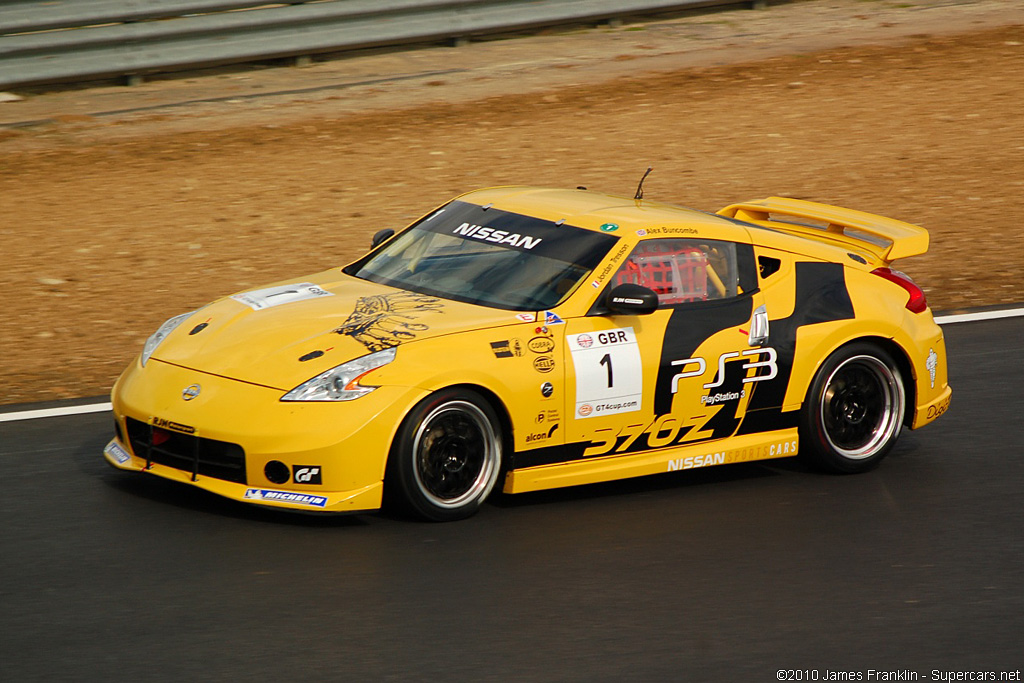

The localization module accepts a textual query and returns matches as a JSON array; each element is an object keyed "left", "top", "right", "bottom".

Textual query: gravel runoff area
[{"left": 0, "top": 0, "right": 1022, "bottom": 405}]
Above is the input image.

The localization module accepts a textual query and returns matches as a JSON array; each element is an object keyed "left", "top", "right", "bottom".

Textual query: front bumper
[{"left": 107, "top": 357, "right": 427, "bottom": 513}]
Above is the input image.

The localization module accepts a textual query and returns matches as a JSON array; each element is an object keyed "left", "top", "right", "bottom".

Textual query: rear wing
[{"left": 717, "top": 197, "right": 928, "bottom": 263}]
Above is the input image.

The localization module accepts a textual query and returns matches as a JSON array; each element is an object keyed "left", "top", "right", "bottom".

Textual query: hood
[{"left": 152, "top": 272, "right": 523, "bottom": 390}]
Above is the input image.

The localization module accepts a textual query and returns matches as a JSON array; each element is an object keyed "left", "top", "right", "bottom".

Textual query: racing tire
[
  {"left": 799, "top": 343, "right": 905, "bottom": 474},
  {"left": 388, "top": 388, "right": 503, "bottom": 522}
]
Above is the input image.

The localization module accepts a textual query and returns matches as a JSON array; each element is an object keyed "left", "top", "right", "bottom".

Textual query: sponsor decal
[
  {"left": 244, "top": 489, "right": 328, "bottom": 508},
  {"left": 578, "top": 404, "right": 593, "bottom": 417},
  {"left": 528, "top": 337, "right": 555, "bottom": 354},
  {"left": 611, "top": 296, "right": 645, "bottom": 305},
  {"left": 104, "top": 440, "right": 131, "bottom": 465},
  {"left": 535, "top": 326, "right": 550, "bottom": 335},
  {"left": 544, "top": 311, "right": 565, "bottom": 325},
  {"left": 668, "top": 452, "right": 725, "bottom": 471},
  {"left": 231, "top": 283, "right": 332, "bottom": 311},
  {"left": 701, "top": 390, "right": 745, "bottom": 406},
  {"left": 451, "top": 222, "right": 543, "bottom": 250},
  {"left": 533, "top": 356, "right": 556, "bottom": 373},
  {"left": 588, "top": 400, "right": 638, "bottom": 415},
  {"left": 516, "top": 313, "right": 537, "bottom": 322},
  {"left": 151, "top": 417, "right": 196, "bottom": 435},
  {"left": 926, "top": 348, "right": 938, "bottom": 388},
  {"left": 927, "top": 394, "right": 951, "bottom": 421},
  {"left": 181, "top": 384, "right": 201, "bottom": 401},
  {"left": 525, "top": 424, "right": 560, "bottom": 444},
  {"left": 491, "top": 339, "right": 524, "bottom": 358},
  {"left": 335, "top": 292, "right": 443, "bottom": 352},
  {"left": 293, "top": 465, "right": 322, "bottom": 485},
  {"left": 535, "top": 409, "right": 560, "bottom": 423},
  {"left": 667, "top": 439, "right": 798, "bottom": 471},
  {"left": 599, "top": 223, "right": 619, "bottom": 232},
  {"left": 541, "top": 382, "right": 554, "bottom": 398},
  {"left": 670, "top": 348, "right": 778, "bottom": 394}
]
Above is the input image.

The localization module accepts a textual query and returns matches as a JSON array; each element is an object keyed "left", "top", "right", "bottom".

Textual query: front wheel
[
  {"left": 799, "top": 343, "right": 905, "bottom": 474},
  {"left": 387, "top": 388, "right": 503, "bottom": 522}
]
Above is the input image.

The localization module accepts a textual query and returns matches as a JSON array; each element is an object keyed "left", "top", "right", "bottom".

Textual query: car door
[{"left": 564, "top": 236, "right": 771, "bottom": 460}]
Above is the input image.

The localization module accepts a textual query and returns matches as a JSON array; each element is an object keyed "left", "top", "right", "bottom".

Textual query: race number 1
[{"left": 568, "top": 327, "right": 643, "bottom": 418}]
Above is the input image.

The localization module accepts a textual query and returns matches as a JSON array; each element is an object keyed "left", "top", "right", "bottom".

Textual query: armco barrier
[{"left": 0, "top": 0, "right": 764, "bottom": 88}]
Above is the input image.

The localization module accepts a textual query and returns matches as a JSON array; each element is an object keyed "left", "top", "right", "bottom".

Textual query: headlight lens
[
  {"left": 281, "top": 347, "right": 397, "bottom": 402},
  {"left": 141, "top": 311, "right": 194, "bottom": 367}
]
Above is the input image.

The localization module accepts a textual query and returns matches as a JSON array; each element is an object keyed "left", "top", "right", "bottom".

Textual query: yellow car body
[{"left": 105, "top": 187, "right": 950, "bottom": 520}]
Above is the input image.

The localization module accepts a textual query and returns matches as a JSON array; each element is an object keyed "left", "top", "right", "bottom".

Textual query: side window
[{"left": 611, "top": 238, "right": 741, "bottom": 305}]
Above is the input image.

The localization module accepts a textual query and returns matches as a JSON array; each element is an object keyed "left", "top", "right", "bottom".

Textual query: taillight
[{"left": 872, "top": 267, "right": 927, "bottom": 313}]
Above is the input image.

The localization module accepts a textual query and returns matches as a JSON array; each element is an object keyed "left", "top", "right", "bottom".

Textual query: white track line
[
  {"left": 933, "top": 307, "right": 1024, "bottom": 325},
  {"left": 0, "top": 402, "right": 112, "bottom": 423},
  {"left": 2, "top": 306, "right": 1024, "bottom": 424}
]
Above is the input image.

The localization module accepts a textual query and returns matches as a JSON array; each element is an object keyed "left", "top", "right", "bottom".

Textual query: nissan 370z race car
[{"left": 104, "top": 186, "right": 951, "bottom": 521}]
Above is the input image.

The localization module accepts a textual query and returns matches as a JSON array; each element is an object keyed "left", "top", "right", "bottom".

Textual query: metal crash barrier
[{"left": 0, "top": 0, "right": 768, "bottom": 88}]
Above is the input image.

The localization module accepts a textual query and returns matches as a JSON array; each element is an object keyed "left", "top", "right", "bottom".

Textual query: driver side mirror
[
  {"left": 606, "top": 283, "right": 659, "bottom": 315},
  {"left": 370, "top": 228, "right": 395, "bottom": 249}
]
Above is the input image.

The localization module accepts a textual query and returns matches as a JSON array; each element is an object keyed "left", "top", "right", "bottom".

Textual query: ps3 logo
[{"left": 670, "top": 348, "right": 778, "bottom": 394}]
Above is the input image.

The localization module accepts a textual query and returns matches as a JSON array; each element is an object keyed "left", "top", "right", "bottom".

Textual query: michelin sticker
[
  {"left": 231, "top": 283, "right": 332, "bottom": 311},
  {"left": 568, "top": 327, "right": 643, "bottom": 418},
  {"left": 104, "top": 440, "right": 131, "bottom": 465},
  {"left": 244, "top": 488, "right": 328, "bottom": 508}
]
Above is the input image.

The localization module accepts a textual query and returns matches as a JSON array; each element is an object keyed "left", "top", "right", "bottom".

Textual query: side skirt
[{"left": 503, "top": 428, "right": 799, "bottom": 494}]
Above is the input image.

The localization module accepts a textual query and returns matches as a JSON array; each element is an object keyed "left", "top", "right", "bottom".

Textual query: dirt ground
[{"left": 0, "top": 0, "right": 1022, "bottom": 406}]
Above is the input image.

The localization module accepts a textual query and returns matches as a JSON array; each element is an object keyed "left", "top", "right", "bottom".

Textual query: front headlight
[
  {"left": 141, "top": 311, "right": 194, "bottom": 367},
  {"left": 281, "top": 347, "right": 397, "bottom": 402}
]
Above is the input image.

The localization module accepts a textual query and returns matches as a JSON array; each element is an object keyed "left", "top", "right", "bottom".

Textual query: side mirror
[
  {"left": 370, "top": 228, "right": 395, "bottom": 249},
  {"left": 606, "top": 283, "right": 659, "bottom": 315}
]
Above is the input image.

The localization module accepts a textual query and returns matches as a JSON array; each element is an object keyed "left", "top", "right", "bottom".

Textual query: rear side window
[{"left": 611, "top": 238, "right": 742, "bottom": 305}]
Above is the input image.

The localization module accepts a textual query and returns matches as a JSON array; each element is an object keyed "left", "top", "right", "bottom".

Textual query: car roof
[{"left": 455, "top": 186, "right": 754, "bottom": 243}]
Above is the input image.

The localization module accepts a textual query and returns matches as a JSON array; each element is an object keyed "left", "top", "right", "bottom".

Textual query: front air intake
[{"left": 125, "top": 418, "right": 247, "bottom": 484}]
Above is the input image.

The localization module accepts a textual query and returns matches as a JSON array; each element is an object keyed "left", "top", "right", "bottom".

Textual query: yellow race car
[{"left": 104, "top": 186, "right": 951, "bottom": 521}]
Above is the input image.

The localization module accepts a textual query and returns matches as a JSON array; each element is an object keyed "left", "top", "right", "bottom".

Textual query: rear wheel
[
  {"left": 799, "top": 343, "right": 905, "bottom": 473},
  {"left": 388, "top": 388, "right": 503, "bottom": 522}
]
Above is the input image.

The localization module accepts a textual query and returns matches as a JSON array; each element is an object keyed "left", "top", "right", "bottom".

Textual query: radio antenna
[{"left": 634, "top": 166, "right": 653, "bottom": 200}]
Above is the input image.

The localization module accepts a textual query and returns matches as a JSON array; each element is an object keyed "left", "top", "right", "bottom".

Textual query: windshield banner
[{"left": 417, "top": 201, "right": 617, "bottom": 269}]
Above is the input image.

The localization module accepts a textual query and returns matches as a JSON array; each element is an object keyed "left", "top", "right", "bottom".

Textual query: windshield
[{"left": 345, "top": 201, "right": 619, "bottom": 310}]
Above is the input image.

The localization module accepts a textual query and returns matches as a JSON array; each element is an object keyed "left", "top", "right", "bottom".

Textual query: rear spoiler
[{"left": 717, "top": 196, "right": 928, "bottom": 262}]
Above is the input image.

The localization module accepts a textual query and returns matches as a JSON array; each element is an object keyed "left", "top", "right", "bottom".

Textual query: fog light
[{"left": 264, "top": 460, "right": 290, "bottom": 484}]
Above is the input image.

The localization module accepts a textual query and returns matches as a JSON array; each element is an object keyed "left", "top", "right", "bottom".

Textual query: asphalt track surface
[{"left": 1, "top": 317, "right": 1021, "bottom": 682}]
